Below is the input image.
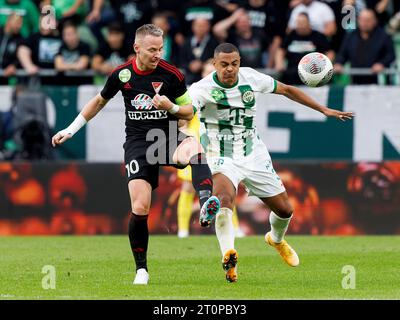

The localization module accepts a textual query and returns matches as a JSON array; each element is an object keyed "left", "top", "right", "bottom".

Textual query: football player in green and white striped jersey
[{"left": 189, "top": 43, "right": 354, "bottom": 283}]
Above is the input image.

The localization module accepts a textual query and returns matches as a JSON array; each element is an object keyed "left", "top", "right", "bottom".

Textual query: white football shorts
[{"left": 207, "top": 141, "right": 285, "bottom": 198}]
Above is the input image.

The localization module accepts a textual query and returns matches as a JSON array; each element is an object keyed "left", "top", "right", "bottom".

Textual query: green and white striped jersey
[{"left": 189, "top": 67, "right": 277, "bottom": 159}]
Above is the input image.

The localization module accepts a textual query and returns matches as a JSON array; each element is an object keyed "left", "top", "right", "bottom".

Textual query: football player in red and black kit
[{"left": 52, "top": 24, "right": 220, "bottom": 285}]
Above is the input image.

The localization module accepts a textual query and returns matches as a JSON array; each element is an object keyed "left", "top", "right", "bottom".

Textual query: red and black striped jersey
[{"left": 101, "top": 58, "right": 189, "bottom": 138}]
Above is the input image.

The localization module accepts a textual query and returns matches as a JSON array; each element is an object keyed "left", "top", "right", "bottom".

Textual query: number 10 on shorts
[{"left": 125, "top": 160, "right": 139, "bottom": 177}]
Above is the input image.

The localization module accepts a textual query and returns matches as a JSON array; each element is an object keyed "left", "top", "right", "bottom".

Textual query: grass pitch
[{"left": 0, "top": 235, "right": 399, "bottom": 300}]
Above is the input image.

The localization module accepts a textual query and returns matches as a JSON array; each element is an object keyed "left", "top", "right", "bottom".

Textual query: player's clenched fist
[
  {"left": 152, "top": 94, "right": 173, "bottom": 111},
  {"left": 51, "top": 130, "right": 72, "bottom": 147},
  {"left": 51, "top": 114, "right": 87, "bottom": 147}
]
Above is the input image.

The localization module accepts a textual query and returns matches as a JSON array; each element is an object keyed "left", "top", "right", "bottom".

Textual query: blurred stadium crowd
[
  {"left": 0, "top": 0, "right": 400, "bottom": 87},
  {"left": 1, "top": 0, "right": 400, "bottom": 160}
]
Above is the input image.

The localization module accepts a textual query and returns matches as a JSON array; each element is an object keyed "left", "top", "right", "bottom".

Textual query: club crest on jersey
[
  {"left": 241, "top": 90, "right": 255, "bottom": 104},
  {"left": 152, "top": 82, "right": 163, "bottom": 94},
  {"left": 131, "top": 94, "right": 155, "bottom": 110},
  {"left": 119, "top": 69, "right": 131, "bottom": 83},
  {"left": 211, "top": 89, "right": 224, "bottom": 102}
]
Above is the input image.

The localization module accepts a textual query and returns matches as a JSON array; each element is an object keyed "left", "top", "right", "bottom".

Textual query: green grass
[{"left": 0, "top": 236, "right": 399, "bottom": 300}]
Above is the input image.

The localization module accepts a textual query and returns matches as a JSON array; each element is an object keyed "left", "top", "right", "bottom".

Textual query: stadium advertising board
[{"left": 1, "top": 162, "right": 399, "bottom": 235}]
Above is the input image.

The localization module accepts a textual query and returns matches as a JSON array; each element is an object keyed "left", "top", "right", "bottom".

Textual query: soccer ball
[{"left": 298, "top": 52, "right": 333, "bottom": 87}]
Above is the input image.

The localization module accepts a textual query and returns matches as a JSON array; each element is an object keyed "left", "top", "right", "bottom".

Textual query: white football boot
[{"left": 133, "top": 268, "right": 149, "bottom": 285}]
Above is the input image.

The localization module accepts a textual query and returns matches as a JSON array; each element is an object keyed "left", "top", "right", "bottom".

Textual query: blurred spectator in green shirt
[
  {"left": 0, "top": 0, "right": 39, "bottom": 37},
  {"left": 42, "top": 0, "right": 87, "bottom": 26}
]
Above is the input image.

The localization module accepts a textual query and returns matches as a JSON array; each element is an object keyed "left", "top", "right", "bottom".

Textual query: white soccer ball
[{"left": 298, "top": 52, "right": 333, "bottom": 87}]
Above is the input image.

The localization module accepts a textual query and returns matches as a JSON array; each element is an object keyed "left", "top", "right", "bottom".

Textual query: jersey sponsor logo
[
  {"left": 242, "top": 90, "right": 255, "bottom": 104},
  {"left": 211, "top": 89, "right": 224, "bottom": 102},
  {"left": 127, "top": 110, "right": 168, "bottom": 120},
  {"left": 119, "top": 69, "right": 131, "bottom": 83},
  {"left": 151, "top": 82, "right": 163, "bottom": 94},
  {"left": 229, "top": 108, "right": 247, "bottom": 125},
  {"left": 131, "top": 94, "right": 155, "bottom": 110},
  {"left": 213, "top": 128, "right": 256, "bottom": 141}
]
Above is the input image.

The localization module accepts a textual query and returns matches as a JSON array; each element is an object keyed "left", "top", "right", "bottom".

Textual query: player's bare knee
[
  {"left": 173, "top": 137, "right": 204, "bottom": 164},
  {"left": 132, "top": 201, "right": 150, "bottom": 215},
  {"left": 275, "top": 205, "right": 294, "bottom": 219},
  {"left": 188, "top": 139, "right": 204, "bottom": 157}
]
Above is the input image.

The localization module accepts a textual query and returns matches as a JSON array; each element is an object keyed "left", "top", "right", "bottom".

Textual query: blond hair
[{"left": 135, "top": 24, "right": 163, "bottom": 43}]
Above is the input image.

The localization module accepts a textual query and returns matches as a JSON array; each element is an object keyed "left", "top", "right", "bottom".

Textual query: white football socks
[
  {"left": 269, "top": 211, "right": 292, "bottom": 243},
  {"left": 215, "top": 207, "right": 235, "bottom": 256}
]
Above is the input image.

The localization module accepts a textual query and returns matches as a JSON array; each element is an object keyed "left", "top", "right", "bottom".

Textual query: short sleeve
[
  {"left": 22, "top": 33, "right": 35, "bottom": 48},
  {"left": 322, "top": 4, "right": 335, "bottom": 22},
  {"left": 315, "top": 32, "right": 331, "bottom": 53},
  {"left": 27, "top": 1, "right": 40, "bottom": 34},
  {"left": 100, "top": 70, "right": 120, "bottom": 100},
  {"left": 172, "top": 74, "right": 187, "bottom": 98},
  {"left": 170, "top": 73, "right": 192, "bottom": 107},
  {"left": 56, "top": 43, "right": 65, "bottom": 56},
  {"left": 95, "top": 43, "right": 109, "bottom": 59},
  {"left": 247, "top": 68, "right": 277, "bottom": 94},
  {"left": 80, "top": 42, "right": 91, "bottom": 57},
  {"left": 188, "top": 83, "right": 206, "bottom": 114},
  {"left": 281, "top": 33, "right": 290, "bottom": 50},
  {"left": 288, "top": 7, "right": 300, "bottom": 30},
  {"left": 260, "top": 74, "right": 277, "bottom": 94}
]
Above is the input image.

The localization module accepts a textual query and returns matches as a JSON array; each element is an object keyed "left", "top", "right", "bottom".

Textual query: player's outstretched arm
[
  {"left": 152, "top": 94, "right": 194, "bottom": 120},
  {"left": 52, "top": 93, "right": 109, "bottom": 147},
  {"left": 274, "top": 81, "right": 354, "bottom": 121}
]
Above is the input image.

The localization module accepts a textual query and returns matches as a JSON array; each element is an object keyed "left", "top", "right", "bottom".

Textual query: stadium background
[
  {"left": 1, "top": 85, "right": 399, "bottom": 236},
  {"left": 0, "top": 0, "right": 399, "bottom": 236}
]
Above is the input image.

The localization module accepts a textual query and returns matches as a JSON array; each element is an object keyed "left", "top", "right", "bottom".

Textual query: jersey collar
[
  {"left": 132, "top": 58, "right": 156, "bottom": 75},
  {"left": 212, "top": 72, "right": 238, "bottom": 88}
]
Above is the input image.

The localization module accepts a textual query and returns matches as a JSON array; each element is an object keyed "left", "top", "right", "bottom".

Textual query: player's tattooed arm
[
  {"left": 274, "top": 81, "right": 354, "bottom": 122},
  {"left": 52, "top": 94, "right": 109, "bottom": 147}
]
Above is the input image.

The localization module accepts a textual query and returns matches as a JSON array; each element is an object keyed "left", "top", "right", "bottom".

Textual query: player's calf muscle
[
  {"left": 217, "top": 193, "right": 235, "bottom": 209},
  {"left": 213, "top": 185, "right": 235, "bottom": 208},
  {"left": 212, "top": 174, "right": 236, "bottom": 209},
  {"left": 262, "top": 196, "right": 294, "bottom": 219},
  {"left": 263, "top": 190, "right": 293, "bottom": 212}
]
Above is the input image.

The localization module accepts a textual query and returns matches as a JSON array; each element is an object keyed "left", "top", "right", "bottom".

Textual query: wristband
[
  {"left": 168, "top": 104, "right": 180, "bottom": 114},
  {"left": 62, "top": 113, "right": 87, "bottom": 137}
]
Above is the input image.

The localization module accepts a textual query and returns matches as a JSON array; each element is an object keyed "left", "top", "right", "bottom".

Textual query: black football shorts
[{"left": 123, "top": 132, "right": 190, "bottom": 189}]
